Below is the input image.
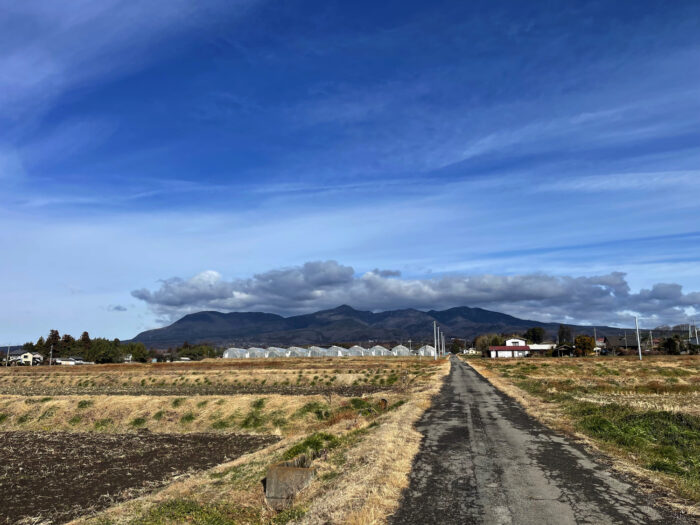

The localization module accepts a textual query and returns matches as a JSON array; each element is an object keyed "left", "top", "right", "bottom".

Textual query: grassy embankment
[
  {"left": 468, "top": 355, "right": 700, "bottom": 513},
  {"left": 0, "top": 358, "right": 410, "bottom": 396}
]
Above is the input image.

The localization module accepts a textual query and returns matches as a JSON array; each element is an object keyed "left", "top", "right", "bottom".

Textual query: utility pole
[
  {"left": 50, "top": 344, "right": 54, "bottom": 366},
  {"left": 635, "top": 316, "right": 642, "bottom": 361},
  {"left": 649, "top": 331, "right": 653, "bottom": 351},
  {"left": 433, "top": 321, "right": 437, "bottom": 361},
  {"left": 408, "top": 339, "right": 412, "bottom": 353},
  {"left": 5, "top": 346, "right": 8, "bottom": 367},
  {"left": 441, "top": 333, "right": 445, "bottom": 356}
]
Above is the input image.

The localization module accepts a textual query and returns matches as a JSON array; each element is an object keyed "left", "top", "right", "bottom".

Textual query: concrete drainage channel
[{"left": 264, "top": 455, "right": 316, "bottom": 510}]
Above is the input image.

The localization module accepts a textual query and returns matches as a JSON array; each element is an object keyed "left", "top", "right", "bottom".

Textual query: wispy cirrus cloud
[{"left": 0, "top": 1, "right": 259, "bottom": 122}]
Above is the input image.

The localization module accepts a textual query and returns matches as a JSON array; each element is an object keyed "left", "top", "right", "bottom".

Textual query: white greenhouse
[
  {"left": 328, "top": 345, "right": 347, "bottom": 356},
  {"left": 308, "top": 346, "right": 328, "bottom": 357},
  {"left": 370, "top": 345, "right": 390, "bottom": 356},
  {"left": 347, "top": 345, "right": 366, "bottom": 356},
  {"left": 266, "top": 347, "right": 287, "bottom": 357},
  {"left": 391, "top": 345, "right": 411, "bottom": 356},
  {"left": 287, "top": 346, "right": 309, "bottom": 357},
  {"left": 247, "top": 347, "right": 268, "bottom": 358},
  {"left": 223, "top": 348, "right": 249, "bottom": 359},
  {"left": 417, "top": 345, "right": 436, "bottom": 356}
]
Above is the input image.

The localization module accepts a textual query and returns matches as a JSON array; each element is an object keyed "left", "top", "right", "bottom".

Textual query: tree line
[{"left": 21, "top": 331, "right": 224, "bottom": 363}]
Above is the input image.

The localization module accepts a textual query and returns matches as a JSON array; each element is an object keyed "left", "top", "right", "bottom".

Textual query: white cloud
[{"left": 132, "top": 261, "right": 700, "bottom": 327}]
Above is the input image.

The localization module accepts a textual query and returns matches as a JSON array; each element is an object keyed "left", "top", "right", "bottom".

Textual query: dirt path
[{"left": 391, "top": 356, "right": 692, "bottom": 525}]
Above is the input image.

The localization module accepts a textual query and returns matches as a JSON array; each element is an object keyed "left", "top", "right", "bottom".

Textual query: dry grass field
[
  {"left": 468, "top": 355, "right": 700, "bottom": 512},
  {"left": 0, "top": 357, "right": 449, "bottom": 524},
  {"left": 0, "top": 358, "right": 412, "bottom": 397}
]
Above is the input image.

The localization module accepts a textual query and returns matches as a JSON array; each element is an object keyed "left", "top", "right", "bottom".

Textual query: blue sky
[{"left": 1, "top": 0, "right": 699, "bottom": 343}]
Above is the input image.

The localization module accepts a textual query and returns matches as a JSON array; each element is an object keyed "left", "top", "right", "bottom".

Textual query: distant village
[{"left": 3, "top": 322, "right": 698, "bottom": 366}]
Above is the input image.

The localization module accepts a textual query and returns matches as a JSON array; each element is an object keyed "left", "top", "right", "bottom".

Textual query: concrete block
[{"left": 264, "top": 458, "right": 316, "bottom": 510}]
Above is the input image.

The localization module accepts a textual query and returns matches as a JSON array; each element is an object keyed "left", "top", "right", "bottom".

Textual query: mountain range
[{"left": 130, "top": 305, "right": 624, "bottom": 348}]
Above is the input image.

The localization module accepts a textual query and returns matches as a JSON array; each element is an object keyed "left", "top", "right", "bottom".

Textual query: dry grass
[
  {"left": 67, "top": 358, "right": 451, "bottom": 525},
  {"left": 0, "top": 393, "right": 377, "bottom": 436},
  {"left": 298, "top": 361, "right": 448, "bottom": 524},
  {"left": 468, "top": 355, "right": 700, "bottom": 516},
  {"left": 0, "top": 357, "right": 437, "bottom": 396}
]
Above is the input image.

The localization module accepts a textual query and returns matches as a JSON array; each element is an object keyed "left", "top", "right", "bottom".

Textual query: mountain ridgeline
[{"left": 130, "top": 305, "right": 621, "bottom": 348}]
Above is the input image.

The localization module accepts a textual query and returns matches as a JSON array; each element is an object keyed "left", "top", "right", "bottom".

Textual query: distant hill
[{"left": 130, "top": 305, "right": 624, "bottom": 348}]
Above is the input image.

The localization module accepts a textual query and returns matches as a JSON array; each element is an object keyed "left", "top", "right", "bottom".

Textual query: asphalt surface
[{"left": 391, "top": 356, "right": 692, "bottom": 525}]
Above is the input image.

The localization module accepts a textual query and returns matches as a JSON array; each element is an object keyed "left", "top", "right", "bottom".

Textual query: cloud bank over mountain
[{"left": 132, "top": 261, "right": 700, "bottom": 328}]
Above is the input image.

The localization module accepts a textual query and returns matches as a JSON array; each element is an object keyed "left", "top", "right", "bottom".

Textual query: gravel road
[{"left": 391, "top": 356, "right": 692, "bottom": 525}]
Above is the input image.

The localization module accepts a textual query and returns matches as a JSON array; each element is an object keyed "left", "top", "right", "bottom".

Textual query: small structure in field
[
  {"left": 223, "top": 348, "right": 249, "bottom": 359},
  {"left": 20, "top": 352, "right": 43, "bottom": 366},
  {"left": 417, "top": 345, "right": 436, "bottom": 356},
  {"left": 287, "top": 347, "right": 309, "bottom": 357},
  {"left": 391, "top": 345, "right": 410, "bottom": 356},
  {"left": 266, "top": 347, "right": 288, "bottom": 357},
  {"left": 307, "top": 346, "right": 328, "bottom": 357},
  {"left": 488, "top": 345, "right": 530, "bottom": 358},
  {"left": 328, "top": 345, "right": 347, "bottom": 356},
  {"left": 347, "top": 345, "right": 366, "bottom": 356},
  {"left": 369, "top": 345, "right": 390, "bottom": 356}
]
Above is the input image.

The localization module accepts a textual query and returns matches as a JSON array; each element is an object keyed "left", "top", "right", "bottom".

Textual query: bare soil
[{"left": 0, "top": 431, "right": 279, "bottom": 524}]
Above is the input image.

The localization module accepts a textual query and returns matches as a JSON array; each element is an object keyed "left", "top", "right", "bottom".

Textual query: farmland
[
  {"left": 468, "top": 355, "right": 700, "bottom": 509},
  {"left": 0, "top": 357, "right": 448, "bottom": 524},
  {"left": 0, "top": 359, "right": 409, "bottom": 397}
]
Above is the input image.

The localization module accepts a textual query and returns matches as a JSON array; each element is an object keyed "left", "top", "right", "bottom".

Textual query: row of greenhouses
[{"left": 222, "top": 344, "right": 437, "bottom": 359}]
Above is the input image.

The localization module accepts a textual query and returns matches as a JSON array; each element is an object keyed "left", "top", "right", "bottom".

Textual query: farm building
[
  {"left": 489, "top": 345, "right": 530, "bottom": 358},
  {"left": 308, "top": 346, "right": 328, "bottom": 357},
  {"left": 223, "top": 348, "right": 249, "bottom": 359},
  {"left": 417, "top": 345, "right": 436, "bottom": 356},
  {"left": 247, "top": 347, "right": 268, "bottom": 358},
  {"left": 20, "top": 352, "right": 43, "bottom": 365},
  {"left": 266, "top": 347, "right": 288, "bottom": 357},
  {"left": 370, "top": 345, "right": 390, "bottom": 355},
  {"left": 219, "top": 343, "right": 441, "bottom": 359},
  {"left": 55, "top": 356, "right": 85, "bottom": 365},
  {"left": 392, "top": 345, "right": 411, "bottom": 356},
  {"left": 529, "top": 343, "right": 556, "bottom": 351},
  {"left": 347, "top": 345, "right": 366, "bottom": 356},
  {"left": 328, "top": 345, "right": 347, "bottom": 356},
  {"left": 604, "top": 335, "right": 638, "bottom": 351}
]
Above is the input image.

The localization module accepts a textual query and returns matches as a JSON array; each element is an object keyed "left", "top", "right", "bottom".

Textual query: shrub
[
  {"left": 295, "top": 402, "right": 330, "bottom": 420},
  {"left": 77, "top": 400, "right": 94, "bottom": 409},
  {"left": 180, "top": 412, "right": 195, "bottom": 424},
  {"left": 172, "top": 398, "right": 186, "bottom": 408},
  {"left": 68, "top": 415, "right": 82, "bottom": 426},
  {"left": 130, "top": 417, "right": 147, "bottom": 428},
  {"left": 153, "top": 410, "right": 164, "bottom": 421},
  {"left": 94, "top": 418, "right": 113, "bottom": 430},
  {"left": 283, "top": 432, "right": 340, "bottom": 460}
]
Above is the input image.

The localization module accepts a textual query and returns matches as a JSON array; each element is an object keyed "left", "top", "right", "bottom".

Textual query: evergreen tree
[
  {"left": 558, "top": 325, "right": 572, "bottom": 344},
  {"left": 524, "top": 327, "right": 546, "bottom": 344},
  {"left": 79, "top": 331, "right": 91, "bottom": 348}
]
